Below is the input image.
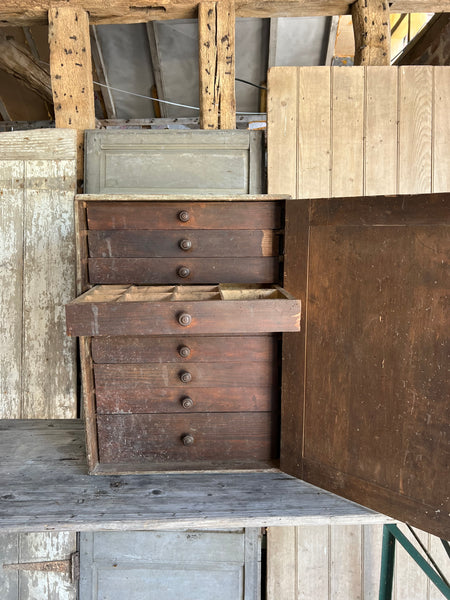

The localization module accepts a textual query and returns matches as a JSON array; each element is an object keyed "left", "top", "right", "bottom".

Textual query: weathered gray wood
[
  {"left": 0, "top": 420, "right": 392, "bottom": 533},
  {"left": 84, "top": 130, "right": 264, "bottom": 194},
  {"left": 0, "top": 534, "right": 19, "bottom": 600},
  {"left": 80, "top": 530, "right": 260, "bottom": 599}
]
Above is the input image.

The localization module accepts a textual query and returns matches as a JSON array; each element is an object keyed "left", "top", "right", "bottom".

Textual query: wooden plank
[
  {"left": 216, "top": 0, "right": 236, "bottom": 129},
  {"left": 330, "top": 526, "right": 362, "bottom": 599},
  {"left": 352, "top": 0, "right": 391, "bottom": 66},
  {"left": 22, "top": 158, "right": 77, "bottom": 418},
  {"left": 91, "top": 334, "right": 277, "bottom": 363},
  {"left": 433, "top": 67, "right": 450, "bottom": 193},
  {"left": 86, "top": 201, "right": 280, "bottom": 230},
  {"left": 0, "top": 160, "right": 24, "bottom": 419},
  {"left": 398, "top": 66, "right": 433, "bottom": 195},
  {"left": 97, "top": 412, "right": 277, "bottom": 463},
  {"left": 79, "top": 193, "right": 288, "bottom": 202},
  {"left": 0, "top": 420, "right": 391, "bottom": 532},
  {"left": 49, "top": 6, "right": 96, "bottom": 181},
  {"left": 429, "top": 532, "right": 450, "bottom": 600},
  {"left": 365, "top": 67, "right": 398, "bottom": 196},
  {"left": 199, "top": 2, "right": 219, "bottom": 129},
  {"left": 267, "top": 67, "right": 297, "bottom": 197},
  {"left": 393, "top": 525, "right": 429, "bottom": 600},
  {"left": 297, "top": 526, "right": 329, "bottom": 599},
  {"left": 297, "top": 66, "right": 331, "bottom": 199},
  {"left": 88, "top": 257, "right": 279, "bottom": 284},
  {"left": 0, "top": 0, "right": 447, "bottom": 27},
  {"left": 266, "top": 527, "right": 297, "bottom": 600},
  {"left": 0, "top": 33, "right": 52, "bottom": 102},
  {"left": 362, "top": 525, "right": 384, "bottom": 600},
  {"left": 0, "top": 534, "right": 19, "bottom": 600},
  {"left": 0, "top": 128, "right": 77, "bottom": 160},
  {"left": 331, "top": 66, "right": 365, "bottom": 197}
]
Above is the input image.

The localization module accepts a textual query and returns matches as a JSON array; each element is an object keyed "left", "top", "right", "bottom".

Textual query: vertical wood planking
[
  {"left": 331, "top": 67, "right": 365, "bottom": 197},
  {"left": 433, "top": 67, "right": 450, "bottom": 193},
  {"left": 217, "top": 0, "right": 236, "bottom": 129},
  {"left": 198, "top": 2, "right": 219, "bottom": 129},
  {"left": 429, "top": 533, "right": 450, "bottom": 600},
  {"left": 0, "top": 161, "right": 24, "bottom": 418},
  {"left": 22, "top": 159, "right": 77, "bottom": 418},
  {"left": 297, "top": 525, "right": 329, "bottom": 600},
  {"left": 297, "top": 67, "right": 331, "bottom": 199},
  {"left": 0, "top": 534, "right": 19, "bottom": 600},
  {"left": 398, "top": 66, "right": 433, "bottom": 194},
  {"left": 330, "top": 525, "right": 362, "bottom": 599},
  {"left": 362, "top": 525, "right": 384, "bottom": 599},
  {"left": 48, "top": 6, "right": 96, "bottom": 181},
  {"left": 267, "top": 67, "right": 298, "bottom": 197},
  {"left": 365, "top": 67, "right": 398, "bottom": 196},
  {"left": 393, "top": 525, "right": 429, "bottom": 600},
  {"left": 266, "top": 527, "right": 297, "bottom": 600}
]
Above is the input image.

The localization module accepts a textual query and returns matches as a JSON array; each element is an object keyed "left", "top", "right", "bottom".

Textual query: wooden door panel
[{"left": 282, "top": 193, "right": 450, "bottom": 539}]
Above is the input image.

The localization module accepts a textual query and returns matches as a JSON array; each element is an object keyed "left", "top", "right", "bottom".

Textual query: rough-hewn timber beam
[
  {"left": 49, "top": 6, "right": 95, "bottom": 183},
  {"left": 0, "top": 1, "right": 448, "bottom": 27},
  {"left": 199, "top": 0, "right": 236, "bottom": 129},
  {"left": 0, "top": 34, "right": 52, "bottom": 102},
  {"left": 352, "top": 0, "right": 391, "bottom": 65}
]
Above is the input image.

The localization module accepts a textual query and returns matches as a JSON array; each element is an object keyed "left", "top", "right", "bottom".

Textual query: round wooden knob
[
  {"left": 181, "top": 396, "right": 194, "bottom": 409},
  {"left": 179, "top": 370, "right": 192, "bottom": 383},
  {"left": 178, "top": 345, "right": 191, "bottom": 358},
  {"left": 177, "top": 266, "right": 190, "bottom": 278},
  {"left": 178, "top": 210, "right": 190, "bottom": 223},
  {"left": 178, "top": 313, "right": 192, "bottom": 327},
  {"left": 179, "top": 239, "right": 192, "bottom": 251},
  {"left": 182, "top": 434, "right": 194, "bottom": 446}
]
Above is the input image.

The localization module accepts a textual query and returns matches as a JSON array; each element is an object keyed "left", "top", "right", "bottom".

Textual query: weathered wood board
[
  {"left": 0, "top": 129, "right": 78, "bottom": 600},
  {"left": 0, "top": 420, "right": 392, "bottom": 533}
]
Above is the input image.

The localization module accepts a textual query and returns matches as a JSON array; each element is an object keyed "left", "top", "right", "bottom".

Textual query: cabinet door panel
[{"left": 282, "top": 193, "right": 450, "bottom": 539}]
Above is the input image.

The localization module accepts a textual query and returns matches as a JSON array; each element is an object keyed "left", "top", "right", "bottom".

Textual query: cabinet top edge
[{"left": 76, "top": 194, "right": 291, "bottom": 202}]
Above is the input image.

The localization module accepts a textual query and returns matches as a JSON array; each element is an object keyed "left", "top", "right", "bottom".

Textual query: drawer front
[
  {"left": 96, "top": 386, "right": 277, "bottom": 414},
  {"left": 97, "top": 413, "right": 278, "bottom": 463},
  {"left": 87, "top": 202, "right": 281, "bottom": 230},
  {"left": 88, "top": 230, "right": 280, "bottom": 258},
  {"left": 66, "top": 298, "right": 301, "bottom": 336},
  {"left": 91, "top": 335, "right": 277, "bottom": 364},
  {"left": 88, "top": 257, "right": 279, "bottom": 285},
  {"left": 94, "top": 362, "right": 277, "bottom": 390}
]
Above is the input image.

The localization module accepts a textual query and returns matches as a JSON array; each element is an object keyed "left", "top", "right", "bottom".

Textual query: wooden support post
[
  {"left": 352, "top": 0, "right": 391, "bottom": 65},
  {"left": 48, "top": 6, "right": 95, "bottom": 184},
  {"left": 198, "top": 0, "right": 236, "bottom": 129}
]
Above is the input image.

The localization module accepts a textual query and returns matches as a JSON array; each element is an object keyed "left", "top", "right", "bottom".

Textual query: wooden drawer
[
  {"left": 91, "top": 335, "right": 277, "bottom": 364},
  {"left": 86, "top": 201, "right": 281, "bottom": 230},
  {"left": 97, "top": 413, "right": 278, "bottom": 463},
  {"left": 66, "top": 285, "right": 300, "bottom": 336},
  {"left": 88, "top": 257, "right": 279, "bottom": 284},
  {"left": 87, "top": 229, "right": 280, "bottom": 258},
  {"left": 95, "top": 386, "right": 277, "bottom": 414}
]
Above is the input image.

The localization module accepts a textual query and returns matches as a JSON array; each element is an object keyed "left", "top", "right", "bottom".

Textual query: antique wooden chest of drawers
[{"left": 67, "top": 195, "right": 299, "bottom": 474}]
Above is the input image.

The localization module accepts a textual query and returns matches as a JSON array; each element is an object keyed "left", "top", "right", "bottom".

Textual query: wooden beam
[
  {"left": 0, "top": 0, "right": 448, "bottom": 28},
  {"left": 48, "top": 6, "right": 95, "bottom": 183},
  {"left": 199, "top": 0, "right": 236, "bottom": 129},
  {"left": 0, "top": 34, "right": 52, "bottom": 102},
  {"left": 352, "top": 0, "right": 391, "bottom": 66}
]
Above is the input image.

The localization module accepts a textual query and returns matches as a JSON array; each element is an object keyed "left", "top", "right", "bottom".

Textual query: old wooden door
[
  {"left": 79, "top": 530, "right": 261, "bottom": 600},
  {"left": 280, "top": 193, "right": 449, "bottom": 540}
]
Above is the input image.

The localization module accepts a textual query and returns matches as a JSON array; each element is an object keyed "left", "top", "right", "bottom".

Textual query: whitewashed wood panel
[
  {"left": 433, "top": 66, "right": 450, "bottom": 193},
  {"left": 297, "top": 525, "right": 329, "bottom": 600},
  {"left": 362, "top": 525, "right": 384, "bottom": 600},
  {"left": 267, "top": 527, "right": 297, "bottom": 600},
  {"left": 0, "top": 129, "right": 78, "bottom": 600}
]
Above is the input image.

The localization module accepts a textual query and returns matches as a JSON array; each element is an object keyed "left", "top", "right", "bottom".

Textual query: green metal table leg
[{"left": 379, "top": 525, "right": 396, "bottom": 600}]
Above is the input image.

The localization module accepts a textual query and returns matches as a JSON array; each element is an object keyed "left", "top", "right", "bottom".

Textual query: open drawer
[{"left": 65, "top": 284, "right": 301, "bottom": 336}]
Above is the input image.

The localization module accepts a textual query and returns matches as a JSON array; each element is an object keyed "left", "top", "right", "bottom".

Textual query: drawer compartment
[
  {"left": 97, "top": 413, "right": 278, "bottom": 463},
  {"left": 88, "top": 230, "right": 280, "bottom": 258},
  {"left": 86, "top": 201, "right": 281, "bottom": 230},
  {"left": 92, "top": 335, "right": 277, "bottom": 364},
  {"left": 66, "top": 284, "right": 301, "bottom": 336},
  {"left": 88, "top": 257, "right": 279, "bottom": 284},
  {"left": 96, "top": 386, "right": 277, "bottom": 414}
]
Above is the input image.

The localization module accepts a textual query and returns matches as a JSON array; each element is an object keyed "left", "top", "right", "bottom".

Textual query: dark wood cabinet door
[{"left": 281, "top": 193, "right": 449, "bottom": 539}]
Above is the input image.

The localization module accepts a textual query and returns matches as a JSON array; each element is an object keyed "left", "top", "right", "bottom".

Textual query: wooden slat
[
  {"left": 297, "top": 66, "right": 331, "bottom": 199},
  {"left": 362, "top": 525, "right": 384, "bottom": 599},
  {"left": 199, "top": 2, "right": 220, "bottom": 129},
  {"left": 297, "top": 526, "right": 329, "bottom": 599},
  {"left": 394, "top": 525, "right": 430, "bottom": 600},
  {"left": 92, "top": 334, "right": 277, "bottom": 363},
  {"left": 49, "top": 6, "right": 95, "bottom": 181},
  {"left": 266, "top": 527, "right": 297, "bottom": 600},
  {"left": 433, "top": 66, "right": 450, "bottom": 193},
  {"left": 331, "top": 67, "right": 365, "bottom": 197},
  {"left": 398, "top": 66, "right": 433, "bottom": 195},
  {"left": 0, "top": 0, "right": 448, "bottom": 27},
  {"left": 352, "top": 0, "right": 391, "bottom": 66},
  {"left": 330, "top": 526, "right": 362, "bottom": 599},
  {"left": 216, "top": 0, "right": 236, "bottom": 129},
  {"left": 97, "top": 412, "right": 277, "bottom": 463},
  {"left": 365, "top": 66, "right": 398, "bottom": 196}
]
